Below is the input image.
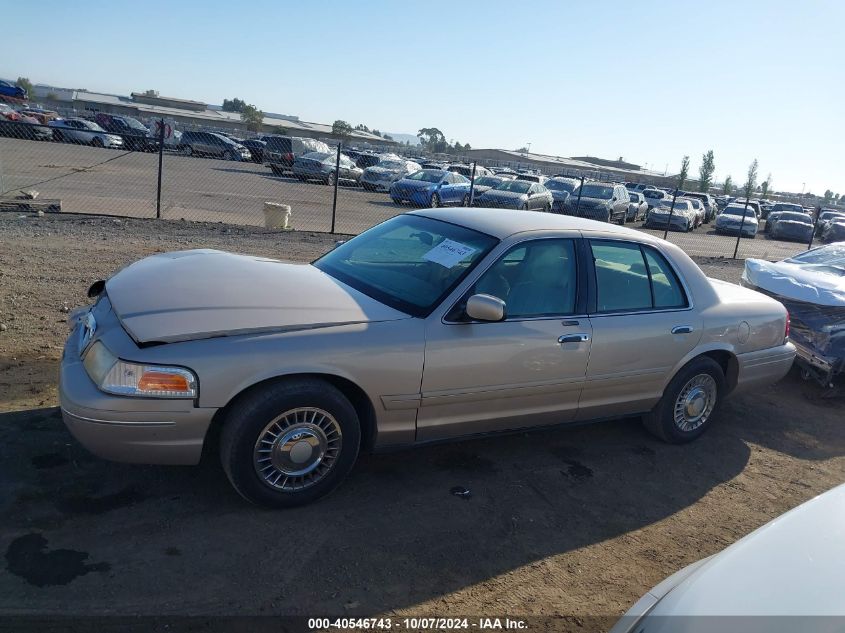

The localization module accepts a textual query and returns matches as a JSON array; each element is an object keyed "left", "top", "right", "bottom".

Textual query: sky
[{"left": 2, "top": 0, "right": 843, "bottom": 195}]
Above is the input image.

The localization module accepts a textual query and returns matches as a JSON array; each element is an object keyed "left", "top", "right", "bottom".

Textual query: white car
[
  {"left": 48, "top": 118, "right": 123, "bottom": 148},
  {"left": 644, "top": 199, "right": 697, "bottom": 231},
  {"left": 360, "top": 158, "right": 422, "bottom": 192},
  {"left": 611, "top": 483, "right": 845, "bottom": 633},
  {"left": 682, "top": 197, "right": 706, "bottom": 227}
]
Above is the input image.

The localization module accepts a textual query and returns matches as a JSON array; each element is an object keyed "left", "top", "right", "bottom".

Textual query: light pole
[{"left": 526, "top": 143, "right": 531, "bottom": 153}]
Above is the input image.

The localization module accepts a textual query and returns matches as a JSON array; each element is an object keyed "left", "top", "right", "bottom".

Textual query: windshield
[
  {"left": 474, "top": 176, "right": 502, "bottom": 187},
  {"left": 655, "top": 201, "right": 690, "bottom": 211},
  {"left": 80, "top": 120, "right": 106, "bottom": 132},
  {"left": 779, "top": 212, "right": 812, "bottom": 223},
  {"left": 122, "top": 116, "right": 147, "bottom": 130},
  {"left": 545, "top": 179, "right": 577, "bottom": 192},
  {"left": 495, "top": 180, "right": 532, "bottom": 193},
  {"left": 212, "top": 133, "right": 237, "bottom": 145},
  {"left": 773, "top": 204, "right": 802, "bottom": 212},
  {"left": 820, "top": 212, "right": 845, "bottom": 221},
  {"left": 722, "top": 206, "right": 756, "bottom": 218},
  {"left": 580, "top": 184, "right": 613, "bottom": 198},
  {"left": 314, "top": 215, "right": 498, "bottom": 317},
  {"left": 406, "top": 170, "right": 443, "bottom": 183}
]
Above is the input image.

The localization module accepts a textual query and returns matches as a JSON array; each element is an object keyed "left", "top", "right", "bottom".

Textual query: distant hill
[{"left": 386, "top": 133, "right": 420, "bottom": 145}]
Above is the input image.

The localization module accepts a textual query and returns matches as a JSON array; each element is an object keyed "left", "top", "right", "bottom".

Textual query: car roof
[{"left": 408, "top": 208, "right": 664, "bottom": 242}]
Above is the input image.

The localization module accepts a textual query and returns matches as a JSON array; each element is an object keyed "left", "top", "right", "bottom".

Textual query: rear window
[{"left": 264, "top": 136, "right": 291, "bottom": 151}]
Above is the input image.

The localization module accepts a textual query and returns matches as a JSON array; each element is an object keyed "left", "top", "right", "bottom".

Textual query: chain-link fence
[{"left": 0, "top": 115, "right": 833, "bottom": 261}]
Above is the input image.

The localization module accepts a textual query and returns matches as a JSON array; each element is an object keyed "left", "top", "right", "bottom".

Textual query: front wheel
[
  {"left": 430, "top": 193, "right": 440, "bottom": 208},
  {"left": 542, "top": 203, "right": 551, "bottom": 213},
  {"left": 222, "top": 150, "right": 233, "bottom": 161},
  {"left": 326, "top": 171, "right": 336, "bottom": 187},
  {"left": 91, "top": 136, "right": 104, "bottom": 148},
  {"left": 643, "top": 357, "right": 725, "bottom": 443},
  {"left": 462, "top": 194, "right": 471, "bottom": 207},
  {"left": 219, "top": 379, "right": 361, "bottom": 508}
]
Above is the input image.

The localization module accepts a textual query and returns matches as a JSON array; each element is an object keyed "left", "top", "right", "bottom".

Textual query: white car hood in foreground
[
  {"left": 105, "top": 249, "right": 409, "bottom": 343},
  {"left": 743, "top": 256, "right": 845, "bottom": 307},
  {"left": 642, "top": 483, "right": 845, "bottom": 626}
]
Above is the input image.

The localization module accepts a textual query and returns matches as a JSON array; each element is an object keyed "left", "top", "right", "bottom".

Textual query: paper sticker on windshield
[{"left": 423, "top": 239, "right": 477, "bottom": 268}]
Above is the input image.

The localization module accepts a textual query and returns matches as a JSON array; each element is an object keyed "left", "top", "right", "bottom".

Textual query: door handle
[
  {"left": 558, "top": 333, "right": 590, "bottom": 344},
  {"left": 671, "top": 325, "right": 694, "bottom": 334}
]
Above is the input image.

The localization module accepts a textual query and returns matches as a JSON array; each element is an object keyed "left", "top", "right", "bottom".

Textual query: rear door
[{"left": 577, "top": 238, "right": 702, "bottom": 421}]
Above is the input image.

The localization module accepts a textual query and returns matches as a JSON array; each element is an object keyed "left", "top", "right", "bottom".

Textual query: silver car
[
  {"left": 611, "top": 483, "right": 845, "bottom": 633},
  {"left": 360, "top": 158, "right": 421, "bottom": 192},
  {"left": 60, "top": 209, "right": 794, "bottom": 507},
  {"left": 48, "top": 118, "right": 123, "bottom": 148},
  {"left": 474, "top": 179, "right": 553, "bottom": 211}
]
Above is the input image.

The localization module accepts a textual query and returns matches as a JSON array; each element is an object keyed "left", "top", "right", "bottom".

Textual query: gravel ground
[{"left": 1, "top": 213, "right": 843, "bottom": 631}]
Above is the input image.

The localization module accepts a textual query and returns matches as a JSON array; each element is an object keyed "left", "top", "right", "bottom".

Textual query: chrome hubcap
[
  {"left": 673, "top": 374, "right": 717, "bottom": 432},
  {"left": 253, "top": 408, "right": 342, "bottom": 491}
]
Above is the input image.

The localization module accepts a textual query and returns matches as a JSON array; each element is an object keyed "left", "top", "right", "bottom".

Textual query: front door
[
  {"left": 577, "top": 239, "right": 703, "bottom": 421},
  {"left": 419, "top": 237, "right": 591, "bottom": 441}
]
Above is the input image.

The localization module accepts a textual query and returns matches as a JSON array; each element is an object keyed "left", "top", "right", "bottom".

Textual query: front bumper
[
  {"left": 362, "top": 178, "right": 392, "bottom": 192},
  {"left": 734, "top": 342, "right": 796, "bottom": 393},
  {"left": 715, "top": 223, "right": 756, "bottom": 236},
  {"left": 59, "top": 317, "right": 216, "bottom": 465},
  {"left": 645, "top": 214, "right": 689, "bottom": 230},
  {"left": 392, "top": 187, "right": 432, "bottom": 206}
]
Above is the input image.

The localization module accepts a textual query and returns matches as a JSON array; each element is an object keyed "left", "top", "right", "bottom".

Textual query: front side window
[
  {"left": 469, "top": 239, "right": 577, "bottom": 318},
  {"left": 314, "top": 215, "right": 497, "bottom": 317},
  {"left": 591, "top": 241, "right": 687, "bottom": 312}
]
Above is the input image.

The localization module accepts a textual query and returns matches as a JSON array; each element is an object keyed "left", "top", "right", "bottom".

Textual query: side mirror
[{"left": 466, "top": 294, "right": 506, "bottom": 322}]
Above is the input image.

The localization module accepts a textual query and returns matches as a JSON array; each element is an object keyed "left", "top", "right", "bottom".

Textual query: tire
[
  {"left": 642, "top": 357, "right": 725, "bottom": 444},
  {"left": 521, "top": 203, "right": 529, "bottom": 211},
  {"left": 182, "top": 145, "right": 193, "bottom": 157},
  {"left": 53, "top": 130, "right": 64, "bottom": 143},
  {"left": 222, "top": 150, "right": 234, "bottom": 161},
  {"left": 219, "top": 379, "right": 361, "bottom": 508},
  {"left": 462, "top": 194, "right": 471, "bottom": 207},
  {"left": 542, "top": 203, "right": 551, "bottom": 213},
  {"left": 430, "top": 193, "right": 440, "bottom": 208},
  {"left": 270, "top": 165, "right": 282, "bottom": 176},
  {"left": 91, "top": 137, "right": 104, "bottom": 148},
  {"left": 326, "top": 171, "right": 336, "bottom": 187}
]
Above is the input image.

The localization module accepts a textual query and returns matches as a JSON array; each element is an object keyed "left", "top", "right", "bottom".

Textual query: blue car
[
  {"left": 0, "top": 79, "right": 26, "bottom": 99},
  {"left": 390, "top": 169, "right": 472, "bottom": 207}
]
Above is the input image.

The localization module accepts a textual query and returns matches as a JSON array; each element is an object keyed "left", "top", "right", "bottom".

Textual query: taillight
[
  {"left": 784, "top": 311, "right": 790, "bottom": 341},
  {"left": 284, "top": 152, "right": 294, "bottom": 162}
]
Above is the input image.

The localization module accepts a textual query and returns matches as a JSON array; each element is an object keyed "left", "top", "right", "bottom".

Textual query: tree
[
  {"left": 240, "top": 103, "right": 264, "bottom": 132},
  {"left": 723, "top": 175, "right": 733, "bottom": 195},
  {"left": 464, "top": 142, "right": 471, "bottom": 151},
  {"left": 824, "top": 190, "right": 834, "bottom": 204},
  {"left": 760, "top": 173, "right": 772, "bottom": 198},
  {"left": 698, "top": 150, "right": 715, "bottom": 192},
  {"left": 743, "top": 159, "right": 759, "bottom": 200},
  {"left": 222, "top": 97, "right": 246, "bottom": 113},
  {"left": 16, "top": 77, "right": 33, "bottom": 97},
  {"left": 354, "top": 124, "right": 370, "bottom": 132},
  {"left": 676, "top": 156, "right": 690, "bottom": 191},
  {"left": 417, "top": 127, "right": 445, "bottom": 145},
  {"left": 143, "top": 89, "right": 158, "bottom": 97},
  {"left": 516, "top": 146, "right": 529, "bottom": 153},
  {"left": 371, "top": 129, "right": 381, "bottom": 137},
  {"left": 332, "top": 120, "right": 353, "bottom": 139},
  {"left": 383, "top": 134, "right": 394, "bottom": 142}
]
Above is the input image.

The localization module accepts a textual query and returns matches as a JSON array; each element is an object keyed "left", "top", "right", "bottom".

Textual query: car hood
[
  {"left": 577, "top": 196, "right": 611, "bottom": 206},
  {"left": 105, "top": 249, "right": 409, "bottom": 344},
  {"left": 364, "top": 166, "right": 400, "bottom": 177},
  {"left": 643, "top": 484, "right": 845, "bottom": 621},
  {"left": 395, "top": 179, "right": 435, "bottom": 190}
]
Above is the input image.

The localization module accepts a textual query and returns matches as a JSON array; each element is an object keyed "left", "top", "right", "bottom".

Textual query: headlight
[{"left": 83, "top": 341, "right": 197, "bottom": 398}]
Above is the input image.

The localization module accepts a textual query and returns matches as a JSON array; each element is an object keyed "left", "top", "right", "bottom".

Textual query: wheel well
[
  {"left": 201, "top": 373, "right": 378, "bottom": 463},
  {"left": 699, "top": 350, "right": 738, "bottom": 393}
]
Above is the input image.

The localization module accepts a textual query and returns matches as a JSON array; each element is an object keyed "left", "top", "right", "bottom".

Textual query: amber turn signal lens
[{"left": 138, "top": 371, "right": 190, "bottom": 393}]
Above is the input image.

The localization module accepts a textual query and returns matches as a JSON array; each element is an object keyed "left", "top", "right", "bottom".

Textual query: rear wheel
[
  {"left": 326, "top": 171, "right": 336, "bottom": 187},
  {"left": 270, "top": 165, "right": 283, "bottom": 176},
  {"left": 219, "top": 379, "right": 361, "bottom": 508},
  {"left": 430, "top": 193, "right": 440, "bottom": 208},
  {"left": 542, "top": 203, "right": 551, "bottom": 213},
  {"left": 643, "top": 357, "right": 725, "bottom": 443},
  {"left": 521, "top": 202, "right": 529, "bottom": 211},
  {"left": 182, "top": 145, "right": 193, "bottom": 156},
  {"left": 462, "top": 194, "right": 471, "bottom": 207}
]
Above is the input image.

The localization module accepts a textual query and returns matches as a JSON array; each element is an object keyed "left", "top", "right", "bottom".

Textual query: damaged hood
[
  {"left": 105, "top": 249, "right": 409, "bottom": 343},
  {"left": 743, "top": 247, "right": 845, "bottom": 306}
]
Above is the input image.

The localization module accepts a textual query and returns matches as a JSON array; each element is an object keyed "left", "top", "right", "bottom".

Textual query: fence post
[
  {"left": 469, "top": 161, "right": 477, "bottom": 205},
  {"left": 155, "top": 118, "right": 165, "bottom": 219},
  {"left": 330, "top": 142, "right": 341, "bottom": 233},
  {"left": 732, "top": 200, "right": 751, "bottom": 259},
  {"left": 663, "top": 190, "right": 679, "bottom": 240},
  {"left": 808, "top": 207, "right": 820, "bottom": 250},
  {"left": 573, "top": 175, "right": 585, "bottom": 216}
]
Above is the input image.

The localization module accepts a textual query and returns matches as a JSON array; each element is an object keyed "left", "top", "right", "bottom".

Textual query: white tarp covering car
[{"left": 742, "top": 243, "right": 845, "bottom": 385}]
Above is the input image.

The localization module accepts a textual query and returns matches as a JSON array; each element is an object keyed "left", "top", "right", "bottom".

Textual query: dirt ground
[{"left": 1, "top": 213, "right": 843, "bottom": 631}]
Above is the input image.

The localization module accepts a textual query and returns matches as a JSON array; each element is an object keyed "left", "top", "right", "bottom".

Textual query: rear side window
[{"left": 590, "top": 241, "right": 687, "bottom": 312}]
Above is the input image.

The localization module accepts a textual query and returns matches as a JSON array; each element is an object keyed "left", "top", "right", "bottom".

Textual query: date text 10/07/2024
[{"left": 308, "top": 617, "right": 529, "bottom": 630}]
